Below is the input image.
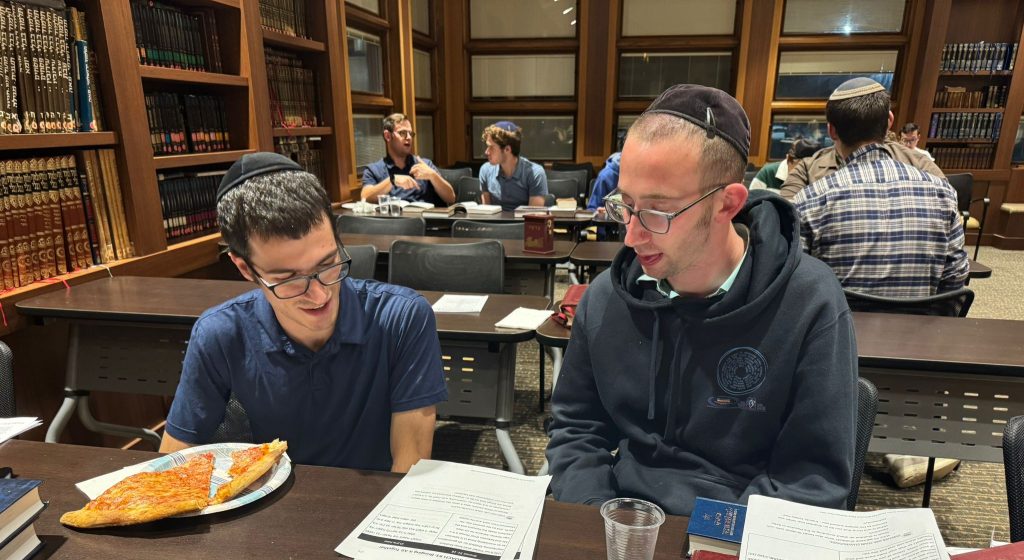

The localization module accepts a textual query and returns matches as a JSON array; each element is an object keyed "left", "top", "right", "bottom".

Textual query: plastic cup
[
  {"left": 601, "top": 498, "right": 665, "bottom": 560},
  {"left": 377, "top": 195, "right": 393, "bottom": 215}
]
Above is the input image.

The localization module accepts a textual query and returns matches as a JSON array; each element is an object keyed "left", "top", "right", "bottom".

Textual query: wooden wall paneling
[
  {"left": 307, "top": 0, "right": 345, "bottom": 201},
  {"left": 575, "top": 0, "right": 617, "bottom": 165},
  {"left": 893, "top": 0, "right": 928, "bottom": 127},
  {"left": 89, "top": 0, "right": 165, "bottom": 255},
  {"left": 387, "top": 0, "right": 416, "bottom": 118},
  {"left": 242, "top": 0, "right": 273, "bottom": 152},
  {"left": 992, "top": 17, "right": 1024, "bottom": 168},
  {"left": 736, "top": 0, "right": 780, "bottom": 165},
  {"left": 909, "top": 0, "right": 951, "bottom": 149},
  {"left": 441, "top": 0, "right": 469, "bottom": 164},
  {"left": 335, "top": 2, "right": 362, "bottom": 200}
]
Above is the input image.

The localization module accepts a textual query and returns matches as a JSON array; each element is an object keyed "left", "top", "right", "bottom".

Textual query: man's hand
[
  {"left": 392, "top": 174, "right": 419, "bottom": 190},
  {"left": 409, "top": 157, "right": 438, "bottom": 184}
]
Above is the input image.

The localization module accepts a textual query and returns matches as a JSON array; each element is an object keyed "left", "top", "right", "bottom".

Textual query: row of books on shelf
[
  {"left": 0, "top": 1, "right": 103, "bottom": 135},
  {"left": 928, "top": 112, "right": 1002, "bottom": 141},
  {"left": 275, "top": 136, "right": 324, "bottom": 185},
  {"left": 145, "top": 92, "right": 231, "bottom": 156},
  {"left": 0, "top": 151, "right": 132, "bottom": 292},
  {"left": 129, "top": 0, "right": 223, "bottom": 73},
  {"left": 928, "top": 146, "right": 994, "bottom": 170},
  {"left": 259, "top": 0, "right": 308, "bottom": 39},
  {"left": 940, "top": 41, "right": 1018, "bottom": 72},
  {"left": 266, "top": 47, "right": 320, "bottom": 128},
  {"left": 933, "top": 85, "right": 1008, "bottom": 109},
  {"left": 157, "top": 170, "right": 222, "bottom": 243}
]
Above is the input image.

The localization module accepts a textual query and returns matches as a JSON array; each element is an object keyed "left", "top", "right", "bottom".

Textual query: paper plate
[
  {"left": 144, "top": 442, "right": 292, "bottom": 516},
  {"left": 341, "top": 202, "right": 378, "bottom": 210}
]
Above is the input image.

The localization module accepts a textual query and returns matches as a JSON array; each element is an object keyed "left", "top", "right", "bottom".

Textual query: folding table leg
[
  {"left": 496, "top": 343, "right": 524, "bottom": 474},
  {"left": 921, "top": 456, "right": 936, "bottom": 508}
]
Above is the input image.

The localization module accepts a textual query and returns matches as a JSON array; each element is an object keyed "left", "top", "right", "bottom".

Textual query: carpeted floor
[{"left": 430, "top": 246, "right": 1024, "bottom": 548}]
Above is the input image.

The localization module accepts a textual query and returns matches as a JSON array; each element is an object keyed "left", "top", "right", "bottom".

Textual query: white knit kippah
[{"left": 828, "top": 77, "right": 886, "bottom": 101}]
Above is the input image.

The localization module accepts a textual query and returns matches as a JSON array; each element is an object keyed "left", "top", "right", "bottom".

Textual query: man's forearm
[{"left": 361, "top": 179, "right": 393, "bottom": 202}]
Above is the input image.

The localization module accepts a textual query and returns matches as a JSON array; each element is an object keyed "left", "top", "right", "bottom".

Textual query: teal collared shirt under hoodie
[{"left": 545, "top": 190, "right": 857, "bottom": 516}]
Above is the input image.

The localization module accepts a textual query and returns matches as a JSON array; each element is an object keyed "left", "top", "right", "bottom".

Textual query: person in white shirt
[{"left": 900, "top": 122, "right": 935, "bottom": 162}]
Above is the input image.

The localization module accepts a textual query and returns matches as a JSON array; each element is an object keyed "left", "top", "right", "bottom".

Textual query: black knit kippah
[
  {"left": 216, "top": 152, "right": 304, "bottom": 202},
  {"left": 642, "top": 84, "right": 751, "bottom": 160}
]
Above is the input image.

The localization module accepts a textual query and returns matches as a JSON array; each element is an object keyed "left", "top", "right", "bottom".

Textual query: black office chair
[
  {"left": 947, "top": 173, "right": 989, "bottom": 261},
  {"left": 454, "top": 176, "right": 483, "bottom": 204},
  {"left": 551, "top": 161, "right": 595, "bottom": 185},
  {"left": 338, "top": 215, "right": 425, "bottom": 236},
  {"left": 345, "top": 244, "right": 379, "bottom": 280},
  {"left": 452, "top": 220, "right": 524, "bottom": 240},
  {"left": 438, "top": 167, "right": 472, "bottom": 186},
  {"left": 0, "top": 340, "right": 14, "bottom": 417},
  {"left": 848, "top": 377, "right": 878, "bottom": 511},
  {"left": 546, "top": 178, "right": 579, "bottom": 204},
  {"left": 546, "top": 169, "right": 589, "bottom": 208},
  {"left": 1003, "top": 415, "right": 1024, "bottom": 542},
  {"left": 451, "top": 160, "right": 483, "bottom": 176},
  {"left": 842, "top": 287, "right": 974, "bottom": 317},
  {"left": 388, "top": 240, "right": 504, "bottom": 294},
  {"left": 209, "top": 395, "right": 253, "bottom": 444}
]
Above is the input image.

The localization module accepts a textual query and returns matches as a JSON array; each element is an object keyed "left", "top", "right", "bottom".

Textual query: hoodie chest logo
[{"left": 716, "top": 347, "right": 767, "bottom": 396}]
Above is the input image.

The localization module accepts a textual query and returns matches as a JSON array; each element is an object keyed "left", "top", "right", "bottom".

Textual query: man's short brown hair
[
  {"left": 482, "top": 122, "right": 523, "bottom": 156},
  {"left": 383, "top": 113, "right": 410, "bottom": 134},
  {"left": 825, "top": 90, "right": 891, "bottom": 146}
]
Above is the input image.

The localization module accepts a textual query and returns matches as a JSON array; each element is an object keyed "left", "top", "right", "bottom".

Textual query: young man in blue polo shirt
[
  {"left": 478, "top": 121, "right": 548, "bottom": 211},
  {"left": 160, "top": 153, "right": 448, "bottom": 472},
  {"left": 361, "top": 113, "right": 455, "bottom": 206}
]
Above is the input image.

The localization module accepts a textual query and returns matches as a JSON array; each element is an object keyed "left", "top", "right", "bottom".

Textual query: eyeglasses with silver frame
[
  {"left": 248, "top": 245, "right": 352, "bottom": 300},
  {"left": 602, "top": 185, "right": 726, "bottom": 234}
]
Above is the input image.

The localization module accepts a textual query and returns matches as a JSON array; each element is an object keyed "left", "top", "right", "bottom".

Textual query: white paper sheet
[
  {"left": 0, "top": 417, "right": 42, "bottom": 444},
  {"left": 494, "top": 308, "right": 553, "bottom": 330},
  {"left": 432, "top": 295, "right": 489, "bottom": 313},
  {"left": 739, "top": 495, "right": 950, "bottom": 560},
  {"left": 336, "top": 460, "right": 550, "bottom": 560}
]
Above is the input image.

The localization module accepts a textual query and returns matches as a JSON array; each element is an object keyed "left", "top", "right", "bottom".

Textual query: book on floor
[{"left": 688, "top": 497, "right": 745, "bottom": 557}]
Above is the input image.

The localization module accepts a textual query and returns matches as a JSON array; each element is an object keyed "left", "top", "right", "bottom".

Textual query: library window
[
  {"left": 472, "top": 115, "right": 574, "bottom": 161},
  {"left": 776, "top": 51, "right": 897, "bottom": 99},
  {"left": 769, "top": 115, "right": 834, "bottom": 160},
  {"left": 471, "top": 54, "right": 576, "bottom": 98},
  {"left": 412, "top": 0, "right": 430, "bottom": 35},
  {"left": 616, "top": 115, "right": 640, "bottom": 151},
  {"left": 1014, "top": 117, "right": 1024, "bottom": 164},
  {"left": 469, "top": 0, "right": 577, "bottom": 39},
  {"left": 414, "top": 49, "right": 432, "bottom": 99},
  {"left": 416, "top": 115, "right": 434, "bottom": 160},
  {"left": 783, "top": 0, "right": 906, "bottom": 34},
  {"left": 622, "top": 0, "right": 736, "bottom": 36},
  {"left": 619, "top": 52, "right": 732, "bottom": 98},
  {"left": 348, "top": 29, "right": 384, "bottom": 95},
  {"left": 353, "top": 113, "right": 387, "bottom": 169},
  {"left": 345, "top": 0, "right": 380, "bottom": 16}
]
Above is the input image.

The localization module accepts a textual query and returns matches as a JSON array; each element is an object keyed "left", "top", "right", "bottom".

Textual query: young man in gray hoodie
[{"left": 545, "top": 84, "right": 857, "bottom": 516}]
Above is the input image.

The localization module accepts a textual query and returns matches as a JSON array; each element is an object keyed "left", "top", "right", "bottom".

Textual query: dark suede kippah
[
  {"left": 216, "top": 152, "right": 304, "bottom": 201},
  {"left": 642, "top": 84, "right": 750, "bottom": 160}
]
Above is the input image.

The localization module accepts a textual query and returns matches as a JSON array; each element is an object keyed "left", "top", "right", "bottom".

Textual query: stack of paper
[
  {"left": 495, "top": 307, "right": 553, "bottom": 330},
  {"left": 336, "top": 460, "right": 551, "bottom": 560},
  {"left": 432, "top": 294, "right": 488, "bottom": 314},
  {"left": 0, "top": 418, "right": 42, "bottom": 444}
]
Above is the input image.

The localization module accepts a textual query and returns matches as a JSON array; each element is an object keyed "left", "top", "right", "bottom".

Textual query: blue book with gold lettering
[
  {"left": 0, "top": 479, "right": 46, "bottom": 553},
  {"left": 687, "top": 497, "right": 745, "bottom": 557}
]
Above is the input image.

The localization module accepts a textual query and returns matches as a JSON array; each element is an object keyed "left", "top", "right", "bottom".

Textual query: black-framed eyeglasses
[
  {"left": 247, "top": 245, "right": 352, "bottom": 300},
  {"left": 603, "top": 185, "right": 726, "bottom": 234}
]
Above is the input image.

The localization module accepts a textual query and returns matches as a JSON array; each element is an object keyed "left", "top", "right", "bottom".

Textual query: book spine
[{"left": 73, "top": 152, "right": 99, "bottom": 266}]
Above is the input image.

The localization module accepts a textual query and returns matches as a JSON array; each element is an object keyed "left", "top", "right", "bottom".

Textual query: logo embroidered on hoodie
[{"left": 716, "top": 347, "right": 767, "bottom": 396}]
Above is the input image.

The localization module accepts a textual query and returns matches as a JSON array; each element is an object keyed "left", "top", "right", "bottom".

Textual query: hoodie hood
[{"left": 608, "top": 190, "right": 803, "bottom": 422}]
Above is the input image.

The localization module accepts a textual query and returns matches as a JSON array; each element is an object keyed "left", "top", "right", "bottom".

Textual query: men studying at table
[
  {"left": 748, "top": 138, "right": 819, "bottom": 192},
  {"left": 360, "top": 113, "right": 456, "bottom": 206},
  {"left": 160, "top": 152, "right": 447, "bottom": 473},
  {"left": 793, "top": 78, "right": 969, "bottom": 298},
  {"left": 478, "top": 121, "right": 549, "bottom": 211},
  {"left": 545, "top": 84, "right": 857, "bottom": 516}
]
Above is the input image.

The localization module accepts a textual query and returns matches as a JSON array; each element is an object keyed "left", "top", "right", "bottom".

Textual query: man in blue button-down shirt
[{"left": 361, "top": 113, "right": 455, "bottom": 206}]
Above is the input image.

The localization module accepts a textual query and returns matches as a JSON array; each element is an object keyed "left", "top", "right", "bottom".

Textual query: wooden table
[
  {"left": 17, "top": 277, "right": 549, "bottom": 473},
  {"left": 336, "top": 207, "right": 596, "bottom": 227},
  {"left": 1, "top": 440, "right": 689, "bottom": 560}
]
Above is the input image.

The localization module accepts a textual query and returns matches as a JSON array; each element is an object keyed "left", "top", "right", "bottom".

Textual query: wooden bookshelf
[
  {"left": 930, "top": 107, "right": 1004, "bottom": 113},
  {"left": 925, "top": 138, "right": 998, "bottom": 144},
  {"left": 153, "top": 149, "right": 255, "bottom": 170},
  {"left": 0, "top": 132, "right": 118, "bottom": 150},
  {"left": 262, "top": 29, "right": 326, "bottom": 53},
  {"left": 943, "top": 169, "right": 1012, "bottom": 181},
  {"left": 273, "top": 126, "right": 333, "bottom": 137},
  {"left": 139, "top": 65, "right": 249, "bottom": 87}
]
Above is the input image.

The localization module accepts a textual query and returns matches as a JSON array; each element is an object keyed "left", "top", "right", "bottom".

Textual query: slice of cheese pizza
[
  {"left": 61, "top": 453, "right": 214, "bottom": 528},
  {"left": 210, "top": 439, "right": 288, "bottom": 505}
]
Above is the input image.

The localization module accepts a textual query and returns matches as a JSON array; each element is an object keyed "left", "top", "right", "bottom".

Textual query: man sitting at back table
[
  {"left": 160, "top": 152, "right": 448, "bottom": 472},
  {"left": 793, "top": 78, "right": 969, "bottom": 298},
  {"left": 545, "top": 84, "right": 857, "bottom": 517},
  {"left": 749, "top": 138, "right": 819, "bottom": 192},
  {"left": 361, "top": 113, "right": 455, "bottom": 206},
  {"left": 478, "top": 121, "right": 548, "bottom": 211}
]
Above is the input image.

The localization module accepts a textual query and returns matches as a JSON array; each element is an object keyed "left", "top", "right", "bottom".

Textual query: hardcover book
[
  {"left": 687, "top": 497, "right": 746, "bottom": 557},
  {"left": 0, "top": 478, "right": 46, "bottom": 550}
]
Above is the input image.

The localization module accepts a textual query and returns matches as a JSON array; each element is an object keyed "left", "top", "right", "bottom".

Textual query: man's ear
[
  {"left": 717, "top": 183, "right": 749, "bottom": 223},
  {"left": 827, "top": 122, "right": 839, "bottom": 143},
  {"left": 228, "top": 252, "right": 255, "bottom": 282},
  {"left": 887, "top": 111, "right": 894, "bottom": 131}
]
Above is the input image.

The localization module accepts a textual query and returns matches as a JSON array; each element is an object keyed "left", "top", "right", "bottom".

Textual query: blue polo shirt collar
[{"left": 252, "top": 278, "right": 368, "bottom": 356}]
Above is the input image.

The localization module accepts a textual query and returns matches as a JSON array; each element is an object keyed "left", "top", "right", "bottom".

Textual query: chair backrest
[
  {"left": 546, "top": 178, "right": 579, "bottom": 203},
  {"left": 209, "top": 394, "right": 253, "bottom": 444},
  {"left": 1004, "top": 415, "right": 1024, "bottom": 542},
  {"left": 842, "top": 287, "right": 974, "bottom": 317},
  {"left": 451, "top": 219, "right": 525, "bottom": 240},
  {"left": 743, "top": 170, "right": 757, "bottom": 187},
  {"left": 848, "top": 376, "right": 878, "bottom": 511},
  {"left": 455, "top": 176, "right": 482, "bottom": 203},
  {"left": 338, "top": 214, "right": 425, "bottom": 236},
  {"left": 345, "top": 244, "right": 378, "bottom": 280},
  {"left": 947, "top": 173, "right": 974, "bottom": 216},
  {"left": 546, "top": 169, "right": 588, "bottom": 207},
  {"left": 452, "top": 160, "right": 483, "bottom": 176},
  {"left": 551, "top": 161, "right": 595, "bottom": 185},
  {"left": 388, "top": 240, "right": 504, "bottom": 293},
  {"left": 0, "top": 340, "right": 13, "bottom": 417},
  {"left": 438, "top": 167, "right": 472, "bottom": 185}
]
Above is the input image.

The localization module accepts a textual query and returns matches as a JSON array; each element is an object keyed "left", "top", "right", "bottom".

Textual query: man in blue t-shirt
[
  {"left": 160, "top": 152, "right": 448, "bottom": 472},
  {"left": 478, "top": 121, "right": 548, "bottom": 211},
  {"left": 361, "top": 113, "right": 455, "bottom": 206}
]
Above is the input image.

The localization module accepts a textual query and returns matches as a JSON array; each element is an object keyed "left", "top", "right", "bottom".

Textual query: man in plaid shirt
[{"left": 793, "top": 78, "right": 969, "bottom": 298}]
